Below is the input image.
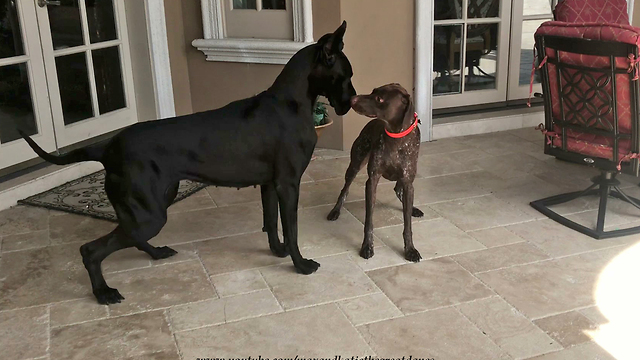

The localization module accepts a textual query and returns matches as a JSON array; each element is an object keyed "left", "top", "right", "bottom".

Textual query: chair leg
[{"left": 530, "top": 171, "right": 640, "bottom": 239}]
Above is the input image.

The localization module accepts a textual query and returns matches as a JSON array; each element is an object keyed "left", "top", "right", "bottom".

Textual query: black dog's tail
[{"left": 19, "top": 130, "right": 105, "bottom": 165}]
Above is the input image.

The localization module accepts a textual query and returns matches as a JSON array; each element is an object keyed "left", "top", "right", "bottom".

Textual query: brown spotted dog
[{"left": 327, "top": 83, "right": 423, "bottom": 262}]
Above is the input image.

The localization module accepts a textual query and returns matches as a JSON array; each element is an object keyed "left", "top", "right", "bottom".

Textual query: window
[
  {"left": 192, "top": 0, "right": 313, "bottom": 64},
  {"left": 432, "top": 0, "right": 560, "bottom": 110}
]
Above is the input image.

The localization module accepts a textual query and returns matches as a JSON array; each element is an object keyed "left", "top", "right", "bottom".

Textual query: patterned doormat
[{"left": 18, "top": 170, "right": 207, "bottom": 222}]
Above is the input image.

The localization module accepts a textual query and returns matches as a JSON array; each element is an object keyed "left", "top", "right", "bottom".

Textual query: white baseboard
[
  {"left": 433, "top": 109, "right": 544, "bottom": 140},
  {"left": 0, "top": 162, "right": 103, "bottom": 212}
]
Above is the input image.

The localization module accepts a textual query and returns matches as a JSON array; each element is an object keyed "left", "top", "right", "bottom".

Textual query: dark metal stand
[{"left": 530, "top": 171, "right": 640, "bottom": 239}]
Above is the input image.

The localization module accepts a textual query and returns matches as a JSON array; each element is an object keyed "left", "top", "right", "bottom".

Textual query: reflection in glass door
[
  {"left": 507, "top": 0, "right": 559, "bottom": 100},
  {"left": 35, "top": 0, "right": 136, "bottom": 148},
  {"left": 433, "top": 0, "right": 512, "bottom": 109},
  {"left": 0, "top": 0, "right": 56, "bottom": 169}
]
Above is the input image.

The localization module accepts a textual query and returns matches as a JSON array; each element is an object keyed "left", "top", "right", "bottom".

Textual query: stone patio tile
[
  {"left": 467, "top": 226, "right": 525, "bottom": 248},
  {"left": 50, "top": 298, "right": 109, "bottom": 328},
  {"left": 374, "top": 172, "right": 493, "bottom": 206},
  {"left": 476, "top": 247, "right": 625, "bottom": 319},
  {"left": 210, "top": 269, "right": 268, "bottom": 297},
  {"left": 0, "top": 206, "right": 49, "bottom": 236},
  {"left": 533, "top": 311, "right": 599, "bottom": 347},
  {"left": 452, "top": 242, "right": 550, "bottom": 273},
  {"left": 304, "top": 157, "right": 351, "bottom": 181},
  {"left": 344, "top": 199, "right": 440, "bottom": 228},
  {"left": 337, "top": 293, "right": 402, "bottom": 326},
  {"left": 429, "top": 194, "right": 534, "bottom": 231},
  {"left": 457, "top": 297, "right": 562, "bottom": 359},
  {"left": 525, "top": 342, "right": 615, "bottom": 360},
  {"left": 296, "top": 205, "right": 370, "bottom": 259},
  {"left": 374, "top": 218, "right": 485, "bottom": 260},
  {"left": 195, "top": 232, "right": 289, "bottom": 276},
  {"left": 0, "top": 306, "right": 48, "bottom": 360},
  {"left": 175, "top": 304, "right": 374, "bottom": 358},
  {"left": 506, "top": 219, "right": 638, "bottom": 257},
  {"left": 167, "top": 189, "right": 216, "bottom": 213},
  {"left": 358, "top": 307, "right": 509, "bottom": 359},
  {"left": 169, "top": 289, "right": 282, "bottom": 332},
  {"left": 349, "top": 245, "right": 409, "bottom": 271},
  {"left": 367, "top": 257, "right": 493, "bottom": 314},
  {"left": 206, "top": 186, "right": 261, "bottom": 207},
  {"left": 50, "top": 310, "right": 179, "bottom": 360},
  {"left": 153, "top": 204, "right": 263, "bottom": 246},
  {"left": 299, "top": 178, "right": 364, "bottom": 208},
  {"left": 105, "top": 260, "right": 216, "bottom": 316},
  {"left": 1, "top": 230, "right": 49, "bottom": 252},
  {"left": 0, "top": 244, "right": 91, "bottom": 310},
  {"left": 49, "top": 213, "right": 116, "bottom": 245},
  {"left": 260, "top": 254, "right": 378, "bottom": 310},
  {"left": 417, "top": 151, "right": 481, "bottom": 178}
]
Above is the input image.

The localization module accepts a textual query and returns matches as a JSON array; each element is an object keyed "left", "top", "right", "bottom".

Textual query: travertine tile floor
[{"left": 1, "top": 129, "right": 640, "bottom": 359}]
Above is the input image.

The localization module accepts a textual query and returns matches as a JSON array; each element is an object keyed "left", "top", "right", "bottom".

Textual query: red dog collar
[{"left": 385, "top": 112, "right": 421, "bottom": 138}]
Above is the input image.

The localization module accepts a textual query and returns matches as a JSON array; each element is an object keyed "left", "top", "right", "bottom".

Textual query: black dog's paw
[
  {"left": 327, "top": 209, "right": 341, "bottom": 221},
  {"left": 412, "top": 207, "right": 424, "bottom": 218},
  {"left": 359, "top": 243, "right": 374, "bottom": 259},
  {"left": 405, "top": 247, "right": 422, "bottom": 262},
  {"left": 270, "top": 243, "right": 289, "bottom": 258},
  {"left": 94, "top": 286, "right": 124, "bottom": 305},
  {"left": 151, "top": 246, "right": 178, "bottom": 260},
  {"left": 295, "top": 258, "right": 320, "bottom": 275}
]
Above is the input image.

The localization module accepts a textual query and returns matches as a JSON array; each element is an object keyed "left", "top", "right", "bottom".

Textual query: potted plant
[{"left": 313, "top": 101, "right": 333, "bottom": 137}]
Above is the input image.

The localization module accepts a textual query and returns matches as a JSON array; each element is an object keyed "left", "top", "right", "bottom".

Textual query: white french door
[
  {"left": 0, "top": 0, "right": 136, "bottom": 170},
  {"left": 433, "top": 0, "right": 560, "bottom": 109},
  {"left": 433, "top": 0, "right": 513, "bottom": 109}
]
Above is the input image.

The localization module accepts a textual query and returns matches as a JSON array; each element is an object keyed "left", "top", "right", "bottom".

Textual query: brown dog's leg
[
  {"left": 394, "top": 182, "right": 424, "bottom": 218},
  {"left": 360, "top": 174, "right": 380, "bottom": 259},
  {"left": 401, "top": 182, "right": 422, "bottom": 262},
  {"left": 327, "top": 155, "right": 367, "bottom": 221}
]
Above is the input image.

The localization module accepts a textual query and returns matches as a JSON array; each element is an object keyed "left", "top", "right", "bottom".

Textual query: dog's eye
[{"left": 375, "top": 96, "right": 384, "bottom": 103}]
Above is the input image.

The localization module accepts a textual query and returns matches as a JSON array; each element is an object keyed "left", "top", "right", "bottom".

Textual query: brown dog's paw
[
  {"left": 295, "top": 258, "right": 320, "bottom": 274},
  {"left": 404, "top": 247, "right": 422, "bottom": 262},
  {"left": 327, "top": 209, "right": 341, "bottom": 221},
  {"left": 359, "top": 243, "right": 374, "bottom": 259},
  {"left": 412, "top": 207, "right": 424, "bottom": 218}
]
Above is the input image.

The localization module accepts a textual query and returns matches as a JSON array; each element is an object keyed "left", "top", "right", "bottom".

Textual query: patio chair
[{"left": 530, "top": 5, "right": 640, "bottom": 239}]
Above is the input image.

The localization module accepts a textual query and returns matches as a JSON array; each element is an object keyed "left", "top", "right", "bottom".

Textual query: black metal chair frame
[{"left": 531, "top": 34, "right": 640, "bottom": 239}]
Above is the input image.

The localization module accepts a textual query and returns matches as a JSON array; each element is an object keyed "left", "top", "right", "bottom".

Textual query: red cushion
[
  {"left": 551, "top": 125, "right": 632, "bottom": 161},
  {"left": 554, "top": 0, "right": 629, "bottom": 25},
  {"left": 535, "top": 22, "right": 640, "bottom": 152}
]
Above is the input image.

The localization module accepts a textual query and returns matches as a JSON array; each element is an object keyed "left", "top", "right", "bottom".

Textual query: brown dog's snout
[{"left": 350, "top": 96, "right": 359, "bottom": 107}]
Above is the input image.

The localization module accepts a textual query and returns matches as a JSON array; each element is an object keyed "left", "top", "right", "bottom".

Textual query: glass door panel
[
  {"left": 0, "top": 0, "right": 56, "bottom": 169},
  {"left": 507, "top": 0, "right": 558, "bottom": 101},
  {"left": 433, "top": 0, "right": 512, "bottom": 110},
  {"left": 35, "top": 0, "right": 136, "bottom": 148}
]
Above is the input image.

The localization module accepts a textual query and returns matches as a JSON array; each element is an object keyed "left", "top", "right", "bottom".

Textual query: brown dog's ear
[
  {"left": 402, "top": 94, "right": 415, "bottom": 124},
  {"left": 318, "top": 21, "right": 347, "bottom": 66}
]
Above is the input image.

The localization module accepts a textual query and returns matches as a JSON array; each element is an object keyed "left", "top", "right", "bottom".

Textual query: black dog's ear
[
  {"left": 319, "top": 21, "right": 347, "bottom": 66},
  {"left": 402, "top": 94, "right": 415, "bottom": 124}
]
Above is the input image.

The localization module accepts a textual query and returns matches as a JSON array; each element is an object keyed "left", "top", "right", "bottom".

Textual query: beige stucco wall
[
  {"left": 634, "top": 0, "right": 640, "bottom": 27},
  {"left": 165, "top": 0, "right": 415, "bottom": 150},
  {"left": 339, "top": 0, "right": 415, "bottom": 149},
  {"left": 123, "top": 0, "right": 157, "bottom": 121}
]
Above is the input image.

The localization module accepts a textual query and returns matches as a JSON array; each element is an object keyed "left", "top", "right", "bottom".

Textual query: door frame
[{"left": 144, "top": 0, "right": 176, "bottom": 119}]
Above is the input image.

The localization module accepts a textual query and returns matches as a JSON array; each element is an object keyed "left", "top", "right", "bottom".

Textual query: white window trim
[{"left": 192, "top": 0, "right": 314, "bottom": 64}]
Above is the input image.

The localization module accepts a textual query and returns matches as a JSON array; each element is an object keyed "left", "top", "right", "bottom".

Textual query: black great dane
[{"left": 20, "top": 22, "right": 356, "bottom": 305}]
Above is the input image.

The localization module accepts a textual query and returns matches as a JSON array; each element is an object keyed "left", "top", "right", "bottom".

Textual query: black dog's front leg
[
  {"left": 261, "top": 183, "right": 288, "bottom": 257},
  {"left": 276, "top": 181, "right": 319, "bottom": 274}
]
